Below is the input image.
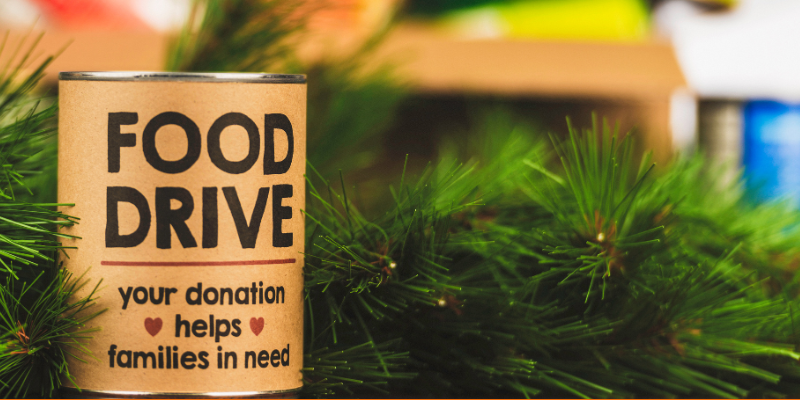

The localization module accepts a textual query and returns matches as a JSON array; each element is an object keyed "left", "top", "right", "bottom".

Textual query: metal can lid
[{"left": 58, "top": 71, "right": 306, "bottom": 83}]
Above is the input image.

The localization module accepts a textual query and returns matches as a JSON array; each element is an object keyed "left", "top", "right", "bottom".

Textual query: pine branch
[
  {"left": 0, "top": 269, "right": 103, "bottom": 398},
  {"left": 166, "top": 0, "right": 305, "bottom": 73},
  {"left": 382, "top": 119, "right": 800, "bottom": 398},
  {"left": 301, "top": 340, "right": 414, "bottom": 397},
  {"left": 0, "top": 33, "right": 76, "bottom": 279},
  {"left": 644, "top": 154, "right": 800, "bottom": 298},
  {"left": 469, "top": 120, "right": 800, "bottom": 398},
  {"left": 162, "top": 2, "right": 800, "bottom": 397},
  {"left": 0, "top": 32, "right": 104, "bottom": 398}
]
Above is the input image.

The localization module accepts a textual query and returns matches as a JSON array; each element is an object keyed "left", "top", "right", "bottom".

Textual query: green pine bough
[
  {"left": 0, "top": 269, "right": 102, "bottom": 398},
  {"left": 299, "top": 120, "right": 800, "bottom": 398},
  {"left": 0, "top": 33, "right": 103, "bottom": 398}
]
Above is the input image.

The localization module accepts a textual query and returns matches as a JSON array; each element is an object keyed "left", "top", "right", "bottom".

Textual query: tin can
[
  {"left": 743, "top": 99, "right": 800, "bottom": 206},
  {"left": 58, "top": 72, "right": 306, "bottom": 397}
]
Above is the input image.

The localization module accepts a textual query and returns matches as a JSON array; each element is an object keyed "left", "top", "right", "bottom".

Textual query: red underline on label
[{"left": 100, "top": 259, "right": 296, "bottom": 267}]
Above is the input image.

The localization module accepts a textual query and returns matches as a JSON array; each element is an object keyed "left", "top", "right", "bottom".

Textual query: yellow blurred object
[
  {"left": 440, "top": 0, "right": 650, "bottom": 41},
  {"left": 691, "top": 0, "right": 738, "bottom": 7}
]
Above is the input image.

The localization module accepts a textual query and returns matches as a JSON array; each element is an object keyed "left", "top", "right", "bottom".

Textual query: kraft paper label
[{"left": 58, "top": 79, "right": 305, "bottom": 394}]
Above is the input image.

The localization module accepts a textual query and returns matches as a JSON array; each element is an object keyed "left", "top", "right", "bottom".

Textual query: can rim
[{"left": 59, "top": 71, "right": 306, "bottom": 83}]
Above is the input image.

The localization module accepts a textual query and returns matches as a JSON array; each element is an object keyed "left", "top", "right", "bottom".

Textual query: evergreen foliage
[
  {"left": 0, "top": 33, "right": 103, "bottom": 398},
  {"left": 300, "top": 120, "right": 800, "bottom": 398},
  {"left": 167, "top": 1, "right": 800, "bottom": 397},
  {"left": 1, "top": 0, "right": 799, "bottom": 398},
  {"left": 0, "top": 269, "right": 102, "bottom": 398},
  {"left": 166, "top": 0, "right": 303, "bottom": 73}
]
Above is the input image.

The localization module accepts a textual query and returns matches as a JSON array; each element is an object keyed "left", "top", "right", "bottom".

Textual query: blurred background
[{"left": 2, "top": 0, "right": 800, "bottom": 207}]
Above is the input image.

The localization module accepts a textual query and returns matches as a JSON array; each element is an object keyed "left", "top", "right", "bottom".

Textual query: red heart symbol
[
  {"left": 250, "top": 317, "right": 264, "bottom": 336},
  {"left": 144, "top": 317, "right": 162, "bottom": 336}
]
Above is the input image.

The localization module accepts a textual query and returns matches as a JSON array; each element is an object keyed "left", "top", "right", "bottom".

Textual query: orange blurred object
[
  {"left": 301, "top": 0, "right": 399, "bottom": 60},
  {"left": 29, "top": 0, "right": 150, "bottom": 30}
]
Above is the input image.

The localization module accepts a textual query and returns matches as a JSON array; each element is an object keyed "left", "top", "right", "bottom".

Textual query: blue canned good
[{"left": 743, "top": 100, "right": 800, "bottom": 204}]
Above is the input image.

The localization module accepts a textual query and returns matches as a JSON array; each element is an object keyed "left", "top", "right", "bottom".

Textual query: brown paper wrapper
[{"left": 58, "top": 75, "right": 305, "bottom": 395}]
